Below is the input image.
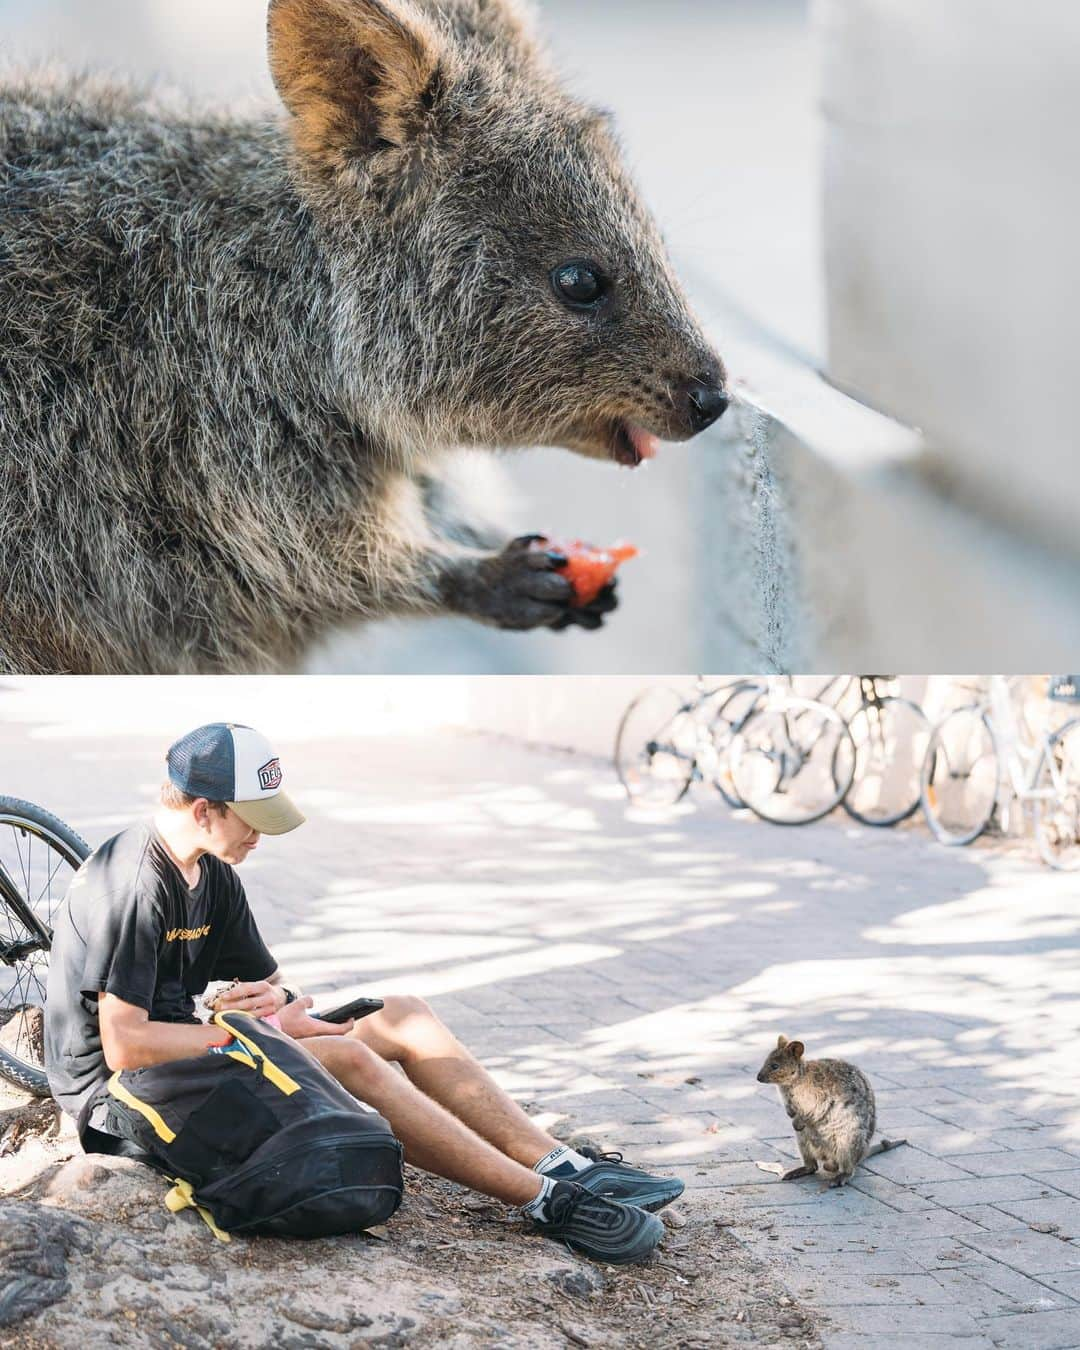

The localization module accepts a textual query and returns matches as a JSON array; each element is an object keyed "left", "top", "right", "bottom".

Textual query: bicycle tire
[
  {"left": 842, "top": 697, "right": 931, "bottom": 827},
  {"left": 707, "top": 680, "right": 765, "bottom": 809},
  {"left": 1033, "top": 719, "right": 1080, "bottom": 871},
  {"left": 920, "top": 706, "right": 999, "bottom": 846},
  {"left": 614, "top": 685, "right": 697, "bottom": 808},
  {"left": 729, "top": 697, "right": 856, "bottom": 826},
  {"left": 0, "top": 796, "right": 90, "bottom": 1096}
]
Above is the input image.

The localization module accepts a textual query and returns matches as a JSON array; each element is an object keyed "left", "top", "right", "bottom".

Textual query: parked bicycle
[
  {"left": 0, "top": 797, "right": 89, "bottom": 1095},
  {"left": 727, "top": 679, "right": 858, "bottom": 825},
  {"left": 616, "top": 675, "right": 930, "bottom": 827},
  {"left": 823, "top": 675, "right": 930, "bottom": 827},
  {"left": 920, "top": 676, "right": 1080, "bottom": 870},
  {"left": 614, "top": 677, "right": 764, "bottom": 808}
]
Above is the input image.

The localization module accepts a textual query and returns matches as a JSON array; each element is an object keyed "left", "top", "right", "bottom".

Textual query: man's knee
[
  {"left": 377, "top": 994, "right": 457, "bottom": 1064},
  {"left": 318, "top": 1036, "right": 385, "bottom": 1088},
  {"left": 381, "top": 994, "right": 437, "bottom": 1026}
]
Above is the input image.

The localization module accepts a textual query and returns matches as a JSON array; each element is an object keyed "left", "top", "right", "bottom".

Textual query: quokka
[
  {"left": 755, "top": 1036, "right": 906, "bottom": 1188},
  {"left": 0, "top": 0, "right": 728, "bottom": 674}
]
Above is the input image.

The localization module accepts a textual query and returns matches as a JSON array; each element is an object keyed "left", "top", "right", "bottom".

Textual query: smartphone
[{"left": 314, "top": 996, "right": 385, "bottom": 1024}]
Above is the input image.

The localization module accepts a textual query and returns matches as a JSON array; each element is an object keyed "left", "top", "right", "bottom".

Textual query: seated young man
[{"left": 45, "top": 723, "right": 683, "bottom": 1265}]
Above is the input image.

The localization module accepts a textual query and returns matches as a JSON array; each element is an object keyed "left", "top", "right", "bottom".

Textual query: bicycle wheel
[
  {"left": 729, "top": 698, "right": 856, "bottom": 825},
  {"left": 1033, "top": 719, "right": 1080, "bottom": 871},
  {"left": 843, "top": 697, "right": 931, "bottom": 827},
  {"left": 920, "top": 706, "right": 999, "bottom": 846},
  {"left": 705, "top": 680, "right": 765, "bottom": 808},
  {"left": 0, "top": 797, "right": 90, "bottom": 1096},
  {"left": 614, "top": 685, "right": 698, "bottom": 807}
]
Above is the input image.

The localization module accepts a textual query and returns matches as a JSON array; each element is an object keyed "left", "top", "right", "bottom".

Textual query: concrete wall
[{"left": 818, "top": 0, "right": 1079, "bottom": 559}]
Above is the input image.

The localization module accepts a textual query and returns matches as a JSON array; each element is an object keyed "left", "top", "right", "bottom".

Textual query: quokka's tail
[{"left": 866, "top": 1137, "right": 908, "bottom": 1158}]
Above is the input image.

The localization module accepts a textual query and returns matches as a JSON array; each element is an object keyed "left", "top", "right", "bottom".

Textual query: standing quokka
[
  {"left": 0, "top": 0, "right": 729, "bottom": 674},
  {"left": 754, "top": 1036, "right": 906, "bottom": 1188}
]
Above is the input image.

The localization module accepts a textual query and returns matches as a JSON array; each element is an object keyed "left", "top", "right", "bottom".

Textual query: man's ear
[
  {"left": 268, "top": 0, "right": 452, "bottom": 170},
  {"left": 776, "top": 1034, "right": 788, "bottom": 1049},
  {"left": 788, "top": 1041, "right": 805, "bottom": 1061}
]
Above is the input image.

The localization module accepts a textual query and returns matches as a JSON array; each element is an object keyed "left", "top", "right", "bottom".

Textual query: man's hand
[
  {"left": 278, "top": 996, "right": 355, "bottom": 1040},
  {"left": 214, "top": 979, "right": 287, "bottom": 1018}
]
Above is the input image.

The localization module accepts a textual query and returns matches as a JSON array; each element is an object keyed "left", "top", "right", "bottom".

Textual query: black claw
[{"left": 589, "top": 583, "right": 619, "bottom": 614}]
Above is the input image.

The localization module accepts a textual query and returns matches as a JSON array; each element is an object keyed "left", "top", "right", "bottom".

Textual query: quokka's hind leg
[
  {"left": 818, "top": 1153, "right": 857, "bottom": 1190},
  {"left": 755, "top": 1160, "right": 819, "bottom": 1181},
  {"left": 756, "top": 1130, "right": 820, "bottom": 1181}
]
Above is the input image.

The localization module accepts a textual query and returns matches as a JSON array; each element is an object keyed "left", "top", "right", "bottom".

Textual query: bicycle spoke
[
  {"left": 614, "top": 686, "right": 699, "bottom": 807},
  {"left": 921, "top": 706, "right": 998, "bottom": 845},
  {"left": 33, "top": 850, "right": 67, "bottom": 916},
  {"left": 0, "top": 805, "right": 88, "bottom": 1088},
  {"left": 731, "top": 698, "right": 855, "bottom": 825},
  {"left": 1034, "top": 721, "right": 1080, "bottom": 870}
]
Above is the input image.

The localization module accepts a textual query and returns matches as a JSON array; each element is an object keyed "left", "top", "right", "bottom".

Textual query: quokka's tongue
[{"left": 628, "top": 425, "right": 659, "bottom": 461}]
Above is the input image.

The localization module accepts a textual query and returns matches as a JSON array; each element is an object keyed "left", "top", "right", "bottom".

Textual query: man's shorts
[{"left": 82, "top": 1080, "right": 150, "bottom": 1154}]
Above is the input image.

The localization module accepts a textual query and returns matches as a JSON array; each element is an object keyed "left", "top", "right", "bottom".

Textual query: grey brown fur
[
  {"left": 0, "top": 0, "right": 726, "bottom": 673},
  {"left": 755, "top": 1035, "right": 905, "bottom": 1187}
]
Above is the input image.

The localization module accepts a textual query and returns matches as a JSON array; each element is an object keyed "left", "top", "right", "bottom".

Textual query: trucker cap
[{"left": 166, "top": 723, "right": 305, "bottom": 835}]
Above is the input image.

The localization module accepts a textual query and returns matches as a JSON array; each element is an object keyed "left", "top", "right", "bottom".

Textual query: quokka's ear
[
  {"left": 788, "top": 1041, "right": 805, "bottom": 1060},
  {"left": 268, "top": 0, "right": 453, "bottom": 169},
  {"left": 776, "top": 1034, "right": 788, "bottom": 1049},
  {"left": 461, "top": 0, "right": 540, "bottom": 57}
]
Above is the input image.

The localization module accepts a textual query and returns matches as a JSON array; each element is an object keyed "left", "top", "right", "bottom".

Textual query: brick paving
[{"left": 3, "top": 709, "right": 1079, "bottom": 1348}]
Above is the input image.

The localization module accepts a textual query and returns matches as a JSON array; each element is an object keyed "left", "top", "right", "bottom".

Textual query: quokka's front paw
[{"left": 467, "top": 536, "right": 617, "bottom": 632}]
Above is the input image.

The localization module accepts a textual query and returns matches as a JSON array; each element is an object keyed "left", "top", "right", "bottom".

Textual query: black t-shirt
[{"left": 45, "top": 821, "right": 275, "bottom": 1121}]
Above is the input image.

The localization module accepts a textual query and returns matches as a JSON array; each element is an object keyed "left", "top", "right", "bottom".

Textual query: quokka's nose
[{"left": 685, "top": 379, "right": 729, "bottom": 432}]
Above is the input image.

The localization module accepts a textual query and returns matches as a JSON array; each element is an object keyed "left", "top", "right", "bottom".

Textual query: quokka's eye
[{"left": 551, "top": 260, "right": 608, "bottom": 309}]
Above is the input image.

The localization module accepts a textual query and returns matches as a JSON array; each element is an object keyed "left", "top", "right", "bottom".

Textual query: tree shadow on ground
[{"left": 2, "top": 722, "right": 1077, "bottom": 1167}]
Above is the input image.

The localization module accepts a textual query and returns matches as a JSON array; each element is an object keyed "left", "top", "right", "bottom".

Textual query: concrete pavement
[{"left": 2, "top": 706, "right": 1078, "bottom": 1347}]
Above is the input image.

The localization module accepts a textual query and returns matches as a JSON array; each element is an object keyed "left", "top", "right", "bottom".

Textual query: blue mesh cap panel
[{"left": 166, "top": 723, "right": 251, "bottom": 800}]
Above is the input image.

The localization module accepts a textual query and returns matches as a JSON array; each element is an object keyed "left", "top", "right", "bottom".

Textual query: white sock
[
  {"left": 521, "top": 1174, "right": 557, "bottom": 1222},
  {"left": 533, "top": 1143, "right": 592, "bottom": 1180}
]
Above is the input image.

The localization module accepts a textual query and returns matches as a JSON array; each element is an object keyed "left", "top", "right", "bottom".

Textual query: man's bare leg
[
  {"left": 346, "top": 996, "right": 561, "bottom": 1167},
  {"left": 304, "top": 1035, "right": 543, "bottom": 1206}
]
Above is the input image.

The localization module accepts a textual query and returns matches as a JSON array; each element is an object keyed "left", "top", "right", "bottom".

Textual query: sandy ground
[{"left": 0, "top": 1085, "right": 819, "bottom": 1349}]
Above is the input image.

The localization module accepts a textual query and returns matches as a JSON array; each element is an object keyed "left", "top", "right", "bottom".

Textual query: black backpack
[{"left": 79, "top": 1010, "right": 404, "bottom": 1241}]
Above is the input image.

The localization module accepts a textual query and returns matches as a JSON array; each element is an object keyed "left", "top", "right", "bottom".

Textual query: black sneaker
[
  {"left": 530, "top": 1180, "right": 663, "bottom": 1265},
  {"left": 572, "top": 1147, "right": 685, "bottom": 1213}
]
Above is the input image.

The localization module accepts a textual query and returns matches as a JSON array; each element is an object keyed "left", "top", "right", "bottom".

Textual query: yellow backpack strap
[
  {"left": 164, "top": 1178, "right": 232, "bottom": 1243},
  {"left": 108, "top": 1070, "right": 176, "bottom": 1143},
  {"left": 212, "top": 1011, "right": 302, "bottom": 1096}
]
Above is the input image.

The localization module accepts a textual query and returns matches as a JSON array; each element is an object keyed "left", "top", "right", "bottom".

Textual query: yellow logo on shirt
[{"left": 165, "top": 925, "right": 212, "bottom": 942}]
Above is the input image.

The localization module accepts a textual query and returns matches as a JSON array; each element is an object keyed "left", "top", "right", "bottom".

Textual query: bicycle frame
[
  {"left": 745, "top": 683, "right": 840, "bottom": 792},
  {"left": 985, "top": 677, "right": 1058, "bottom": 808},
  {"left": 0, "top": 856, "right": 53, "bottom": 964}
]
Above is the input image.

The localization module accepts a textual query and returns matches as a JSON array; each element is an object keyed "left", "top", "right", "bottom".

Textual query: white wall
[{"left": 818, "top": 0, "right": 1079, "bottom": 558}]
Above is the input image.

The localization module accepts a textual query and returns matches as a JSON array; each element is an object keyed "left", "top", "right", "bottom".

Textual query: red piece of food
[{"left": 538, "top": 538, "right": 639, "bottom": 606}]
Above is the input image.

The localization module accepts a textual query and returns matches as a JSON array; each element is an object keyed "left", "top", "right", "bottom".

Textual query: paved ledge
[{"left": 694, "top": 277, "right": 1080, "bottom": 669}]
